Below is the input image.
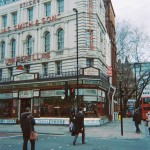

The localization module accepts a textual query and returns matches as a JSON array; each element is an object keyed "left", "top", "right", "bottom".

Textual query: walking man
[
  {"left": 20, "top": 107, "right": 36, "bottom": 150},
  {"left": 73, "top": 107, "right": 86, "bottom": 145},
  {"left": 133, "top": 109, "right": 142, "bottom": 133}
]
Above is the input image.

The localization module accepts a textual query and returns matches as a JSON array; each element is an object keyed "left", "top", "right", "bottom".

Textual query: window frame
[
  {"left": 28, "top": 7, "right": 33, "bottom": 21},
  {"left": 1, "top": 41, "right": 5, "bottom": 60},
  {"left": 45, "top": 2, "right": 51, "bottom": 17},
  {"left": 86, "top": 58, "right": 94, "bottom": 67},
  {"left": 11, "top": 39, "right": 16, "bottom": 58},
  {"left": 58, "top": 29, "right": 64, "bottom": 50},
  {"left": 56, "top": 61, "right": 62, "bottom": 75},
  {"left": 57, "top": 0, "right": 64, "bottom": 14},
  {"left": 12, "top": 12, "right": 17, "bottom": 25},
  {"left": 43, "top": 63, "right": 48, "bottom": 76},
  {"left": 2, "top": 15, "right": 7, "bottom": 28},
  {"left": 44, "top": 32, "right": 50, "bottom": 52},
  {"left": 27, "top": 36, "right": 32, "bottom": 55}
]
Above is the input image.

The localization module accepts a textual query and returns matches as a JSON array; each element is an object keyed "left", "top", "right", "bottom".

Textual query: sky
[{"left": 111, "top": 0, "right": 150, "bottom": 37}]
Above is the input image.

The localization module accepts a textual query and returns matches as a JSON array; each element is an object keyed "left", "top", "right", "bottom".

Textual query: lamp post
[
  {"left": 134, "top": 63, "right": 137, "bottom": 107},
  {"left": 73, "top": 8, "right": 79, "bottom": 110}
]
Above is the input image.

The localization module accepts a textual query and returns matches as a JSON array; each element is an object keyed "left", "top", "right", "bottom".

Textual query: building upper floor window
[
  {"left": 0, "top": 69, "right": 2, "bottom": 81},
  {"left": 45, "top": 32, "right": 50, "bottom": 52},
  {"left": 45, "top": 2, "right": 51, "bottom": 17},
  {"left": 43, "top": 63, "right": 48, "bottom": 76},
  {"left": 58, "top": 29, "right": 64, "bottom": 50},
  {"left": 8, "top": 67, "right": 13, "bottom": 77},
  {"left": 56, "top": 61, "right": 62, "bottom": 75},
  {"left": 86, "top": 30, "right": 94, "bottom": 48},
  {"left": 2, "top": 15, "right": 7, "bottom": 28},
  {"left": 11, "top": 39, "right": 16, "bottom": 58},
  {"left": 86, "top": 58, "right": 94, "bottom": 67},
  {"left": 57, "top": 0, "right": 64, "bottom": 14},
  {"left": 27, "top": 36, "right": 32, "bottom": 55},
  {"left": 28, "top": 7, "right": 33, "bottom": 21},
  {"left": 24, "top": 65, "right": 30, "bottom": 73},
  {"left": 12, "top": 12, "right": 17, "bottom": 25},
  {"left": 0, "top": 41, "right": 5, "bottom": 60}
]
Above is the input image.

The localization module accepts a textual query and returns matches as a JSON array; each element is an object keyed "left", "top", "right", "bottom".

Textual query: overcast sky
[{"left": 111, "top": 0, "right": 150, "bottom": 37}]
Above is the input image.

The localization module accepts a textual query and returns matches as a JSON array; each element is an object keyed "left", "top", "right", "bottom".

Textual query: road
[{"left": 0, "top": 133, "right": 149, "bottom": 150}]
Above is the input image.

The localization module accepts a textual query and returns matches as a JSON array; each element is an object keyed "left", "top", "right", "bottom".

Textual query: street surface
[{"left": 0, "top": 118, "right": 149, "bottom": 150}]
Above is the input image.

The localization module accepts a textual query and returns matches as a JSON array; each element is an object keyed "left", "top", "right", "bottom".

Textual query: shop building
[{"left": 0, "top": 0, "right": 115, "bottom": 125}]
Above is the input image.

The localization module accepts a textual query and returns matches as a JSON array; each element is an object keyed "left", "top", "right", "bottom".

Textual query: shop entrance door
[{"left": 20, "top": 99, "right": 31, "bottom": 114}]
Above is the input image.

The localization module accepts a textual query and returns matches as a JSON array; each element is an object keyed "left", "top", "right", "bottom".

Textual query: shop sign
[
  {"left": 14, "top": 73, "right": 38, "bottom": 81},
  {"left": 49, "top": 119, "right": 64, "bottom": 124},
  {"left": 1, "top": 119, "right": 16, "bottom": 124},
  {"left": 35, "top": 119, "right": 49, "bottom": 124},
  {"left": 84, "top": 120, "right": 100, "bottom": 126},
  {"left": 84, "top": 89, "right": 97, "bottom": 95},
  {"left": 33, "top": 90, "right": 40, "bottom": 97},
  {"left": 84, "top": 96, "right": 97, "bottom": 102},
  {"left": 20, "top": 90, "right": 33, "bottom": 98},
  {"left": 41, "top": 90, "right": 55, "bottom": 97},
  {"left": 55, "top": 90, "right": 65, "bottom": 96},
  {"left": 13, "top": 92, "right": 18, "bottom": 98},
  {"left": 0, "top": 93, "right": 12, "bottom": 99},
  {"left": 82, "top": 67, "right": 99, "bottom": 76}
]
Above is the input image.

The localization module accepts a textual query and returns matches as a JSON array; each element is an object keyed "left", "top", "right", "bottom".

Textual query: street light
[{"left": 73, "top": 8, "right": 79, "bottom": 110}]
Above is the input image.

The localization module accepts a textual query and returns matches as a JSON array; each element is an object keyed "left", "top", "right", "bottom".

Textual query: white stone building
[{"left": 0, "top": 0, "right": 112, "bottom": 125}]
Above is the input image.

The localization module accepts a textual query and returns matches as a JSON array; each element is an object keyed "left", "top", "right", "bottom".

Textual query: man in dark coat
[
  {"left": 73, "top": 107, "right": 85, "bottom": 145},
  {"left": 20, "top": 107, "right": 35, "bottom": 150},
  {"left": 133, "top": 109, "right": 142, "bottom": 133}
]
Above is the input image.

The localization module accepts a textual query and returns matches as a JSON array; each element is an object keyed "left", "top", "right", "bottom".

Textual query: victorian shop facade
[{"left": 0, "top": 0, "right": 115, "bottom": 125}]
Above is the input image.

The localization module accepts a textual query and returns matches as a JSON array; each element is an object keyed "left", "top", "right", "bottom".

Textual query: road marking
[{"left": 0, "top": 135, "right": 22, "bottom": 140}]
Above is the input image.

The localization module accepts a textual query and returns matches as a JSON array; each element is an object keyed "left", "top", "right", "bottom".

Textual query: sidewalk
[{"left": 0, "top": 118, "right": 148, "bottom": 140}]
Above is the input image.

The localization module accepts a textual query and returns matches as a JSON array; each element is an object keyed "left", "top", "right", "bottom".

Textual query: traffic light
[
  {"left": 65, "top": 81, "right": 69, "bottom": 100},
  {"left": 70, "top": 88, "right": 75, "bottom": 98}
]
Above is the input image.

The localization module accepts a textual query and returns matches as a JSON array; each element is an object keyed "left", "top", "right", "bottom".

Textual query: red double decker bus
[{"left": 141, "top": 97, "right": 150, "bottom": 120}]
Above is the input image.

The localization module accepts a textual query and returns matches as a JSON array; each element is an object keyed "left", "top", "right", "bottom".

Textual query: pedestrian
[
  {"left": 73, "top": 107, "right": 86, "bottom": 145},
  {"left": 69, "top": 111, "right": 76, "bottom": 134},
  {"left": 133, "top": 109, "right": 142, "bottom": 133},
  {"left": 20, "top": 107, "right": 36, "bottom": 150},
  {"left": 146, "top": 111, "right": 150, "bottom": 135}
]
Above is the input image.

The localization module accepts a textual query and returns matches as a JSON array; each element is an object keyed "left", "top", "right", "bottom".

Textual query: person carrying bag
[{"left": 20, "top": 107, "right": 36, "bottom": 150}]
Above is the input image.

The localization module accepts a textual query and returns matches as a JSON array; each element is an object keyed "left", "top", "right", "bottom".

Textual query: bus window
[{"left": 143, "top": 98, "right": 150, "bottom": 104}]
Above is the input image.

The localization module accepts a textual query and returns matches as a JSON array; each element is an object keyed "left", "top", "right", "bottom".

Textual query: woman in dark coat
[{"left": 20, "top": 107, "right": 35, "bottom": 150}]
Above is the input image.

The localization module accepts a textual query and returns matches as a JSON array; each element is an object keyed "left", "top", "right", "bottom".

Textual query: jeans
[{"left": 23, "top": 136, "right": 35, "bottom": 150}]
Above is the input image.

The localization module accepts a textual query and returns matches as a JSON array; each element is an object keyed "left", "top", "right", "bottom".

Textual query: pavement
[{"left": 0, "top": 118, "right": 148, "bottom": 140}]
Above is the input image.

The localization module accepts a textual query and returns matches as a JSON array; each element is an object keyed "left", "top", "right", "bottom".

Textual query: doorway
[{"left": 20, "top": 99, "right": 31, "bottom": 114}]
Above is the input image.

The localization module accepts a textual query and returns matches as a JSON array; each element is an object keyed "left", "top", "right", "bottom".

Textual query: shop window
[
  {"left": 44, "top": 32, "right": 50, "bottom": 52},
  {"left": 57, "top": 0, "right": 64, "bottom": 15},
  {"left": 0, "top": 41, "right": 5, "bottom": 60},
  {"left": 11, "top": 39, "right": 16, "bottom": 58},
  {"left": 45, "top": 2, "right": 51, "bottom": 17},
  {"left": 57, "top": 29, "right": 64, "bottom": 50},
  {"left": 0, "top": 100, "right": 12, "bottom": 118}
]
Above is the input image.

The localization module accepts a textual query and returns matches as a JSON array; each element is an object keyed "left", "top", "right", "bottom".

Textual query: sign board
[
  {"left": 41, "top": 90, "right": 55, "bottom": 97},
  {"left": 20, "top": 90, "right": 33, "bottom": 98},
  {"left": 80, "top": 67, "right": 99, "bottom": 76},
  {"left": 14, "top": 73, "right": 38, "bottom": 81}
]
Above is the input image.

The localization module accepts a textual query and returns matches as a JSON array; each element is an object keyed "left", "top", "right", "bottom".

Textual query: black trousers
[
  {"left": 23, "top": 136, "right": 35, "bottom": 150},
  {"left": 73, "top": 130, "right": 85, "bottom": 143}
]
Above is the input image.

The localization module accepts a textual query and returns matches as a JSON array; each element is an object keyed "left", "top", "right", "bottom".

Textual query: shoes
[
  {"left": 82, "top": 142, "right": 86, "bottom": 144},
  {"left": 73, "top": 142, "right": 76, "bottom": 145}
]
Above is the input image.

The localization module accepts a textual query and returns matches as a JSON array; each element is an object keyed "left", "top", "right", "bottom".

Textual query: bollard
[{"left": 118, "top": 115, "right": 121, "bottom": 121}]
